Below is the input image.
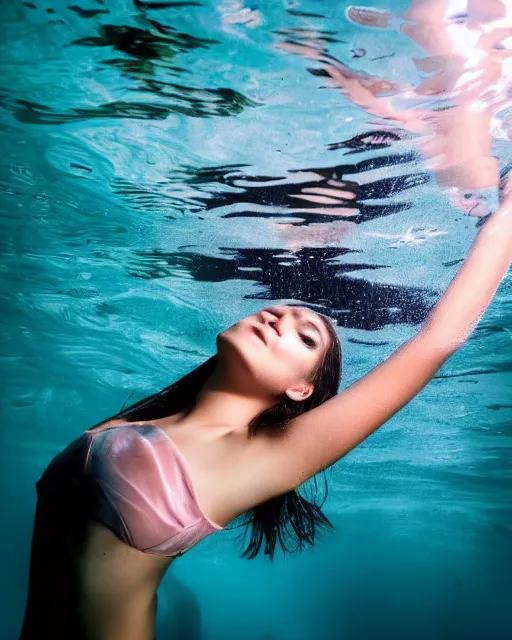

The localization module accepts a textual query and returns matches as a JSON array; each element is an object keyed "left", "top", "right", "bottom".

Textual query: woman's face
[{"left": 217, "top": 305, "right": 332, "bottom": 400}]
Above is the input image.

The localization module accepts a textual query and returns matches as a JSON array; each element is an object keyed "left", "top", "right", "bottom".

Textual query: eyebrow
[
  {"left": 292, "top": 308, "right": 326, "bottom": 346},
  {"left": 302, "top": 319, "right": 325, "bottom": 345}
]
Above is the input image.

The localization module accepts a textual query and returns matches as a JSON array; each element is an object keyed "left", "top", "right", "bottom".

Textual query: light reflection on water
[{"left": 0, "top": 0, "right": 511, "bottom": 638}]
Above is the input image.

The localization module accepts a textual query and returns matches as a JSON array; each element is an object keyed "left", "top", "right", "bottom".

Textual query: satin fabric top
[
  {"left": 36, "top": 424, "right": 224, "bottom": 558},
  {"left": 82, "top": 424, "right": 224, "bottom": 556}
]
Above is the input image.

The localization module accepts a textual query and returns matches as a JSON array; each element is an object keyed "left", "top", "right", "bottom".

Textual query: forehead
[
  {"left": 291, "top": 305, "right": 316, "bottom": 319},
  {"left": 279, "top": 304, "right": 317, "bottom": 319}
]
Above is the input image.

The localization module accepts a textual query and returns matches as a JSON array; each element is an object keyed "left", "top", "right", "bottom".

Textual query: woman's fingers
[{"left": 345, "top": 6, "right": 393, "bottom": 29}]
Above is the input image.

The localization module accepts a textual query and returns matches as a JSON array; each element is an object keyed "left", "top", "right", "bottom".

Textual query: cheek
[{"left": 273, "top": 336, "right": 313, "bottom": 375}]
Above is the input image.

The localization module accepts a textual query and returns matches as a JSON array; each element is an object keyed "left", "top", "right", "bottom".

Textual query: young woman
[{"left": 20, "top": 178, "right": 512, "bottom": 639}]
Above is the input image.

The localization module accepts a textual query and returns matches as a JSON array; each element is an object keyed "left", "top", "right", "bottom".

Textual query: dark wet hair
[{"left": 99, "top": 307, "right": 342, "bottom": 561}]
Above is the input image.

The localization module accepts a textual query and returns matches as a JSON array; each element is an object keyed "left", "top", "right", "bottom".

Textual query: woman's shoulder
[{"left": 87, "top": 418, "right": 146, "bottom": 434}]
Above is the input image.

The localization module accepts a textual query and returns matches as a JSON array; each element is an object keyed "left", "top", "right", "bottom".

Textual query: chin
[
  {"left": 216, "top": 326, "right": 247, "bottom": 360},
  {"left": 216, "top": 326, "right": 264, "bottom": 376}
]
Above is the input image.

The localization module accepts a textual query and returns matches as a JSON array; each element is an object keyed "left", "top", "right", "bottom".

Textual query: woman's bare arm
[
  {"left": 264, "top": 187, "right": 512, "bottom": 493},
  {"left": 421, "top": 190, "right": 512, "bottom": 348}
]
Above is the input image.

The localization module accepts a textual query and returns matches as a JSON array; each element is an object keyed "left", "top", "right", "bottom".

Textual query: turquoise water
[{"left": 1, "top": 0, "right": 511, "bottom": 638}]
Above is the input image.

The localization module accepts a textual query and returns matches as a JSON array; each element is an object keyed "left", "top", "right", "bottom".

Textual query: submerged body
[{"left": 20, "top": 417, "right": 275, "bottom": 640}]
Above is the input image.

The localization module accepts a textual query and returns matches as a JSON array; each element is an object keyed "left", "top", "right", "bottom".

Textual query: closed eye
[
  {"left": 300, "top": 333, "right": 317, "bottom": 348},
  {"left": 266, "top": 307, "right": 320, "bottom": 348}
]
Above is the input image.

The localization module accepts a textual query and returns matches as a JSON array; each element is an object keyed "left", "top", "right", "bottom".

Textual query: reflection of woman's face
[
  {"left": 217, "top": 305, "right": 332, "bottom": 398},
  {"left": 448, "top": 190, "right": 491, "bottom": 217}
]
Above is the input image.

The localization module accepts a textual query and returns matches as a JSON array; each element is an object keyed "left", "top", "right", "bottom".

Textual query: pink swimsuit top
[{"left": 82, "top": 424, "right": 224, "bottom": 557}]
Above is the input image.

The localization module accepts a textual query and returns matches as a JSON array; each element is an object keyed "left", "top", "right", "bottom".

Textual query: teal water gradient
[{"left": 1, "top": 0, "right": 511, "bottom": 638}]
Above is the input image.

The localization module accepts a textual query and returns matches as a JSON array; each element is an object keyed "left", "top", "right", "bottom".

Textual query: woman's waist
[{"left": 77, "top": 521, "right": 172, "bottom": 632}]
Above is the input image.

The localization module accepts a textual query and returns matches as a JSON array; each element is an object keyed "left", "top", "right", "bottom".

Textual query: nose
[
  {"left": 260, "top": 308, "right": 289, "bottom": 337},
  {"left": 260, "top": 309, "right": 278, "bottom": 332}
]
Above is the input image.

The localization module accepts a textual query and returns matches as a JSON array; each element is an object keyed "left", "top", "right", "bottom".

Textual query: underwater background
[{"left": 1, "top": 0, "right": 511, "bottom": 638}]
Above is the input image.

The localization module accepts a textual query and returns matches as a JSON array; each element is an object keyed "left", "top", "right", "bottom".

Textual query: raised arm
[{"left": 265, "top": 186, "right": 512, "bottom": 493}]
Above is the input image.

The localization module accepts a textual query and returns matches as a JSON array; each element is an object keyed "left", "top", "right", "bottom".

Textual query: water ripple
[
  {"left": 125, "top": 246, "right": 437, "bottom": 330},
  {"left": 1, "top": 3, "right": 511, "bottom": 634}
]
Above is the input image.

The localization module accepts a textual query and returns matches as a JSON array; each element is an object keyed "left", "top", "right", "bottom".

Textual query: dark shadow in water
[
  {"left": 275, "top": 26, "right": 346, "bottom": 46},
  {"left": 126, "top": 246, "right": 438, "bottom": 331},
  {"left": 108, "top": 126, "right": 438, "bottom": 334},
  {"left": 3, "top": 16, "right": 257, "bottom": 123},
  {"left": 110, "top": 138, "right": 427, "bottom": 223},
  {"left": 210, "top": 153, "right": 427, "bottom": 223},
  {"left": 68, "top": 5, "right": 110, "bottom": 19},
  {"left": 134, "top": 0, "right": 204, "bottom": 8},
  {"left": 286, "top": 9, "right": 326, "bottom": 19},
  {"left": 72, "top": 21, "right": 216, "bottom": 79},
  {"left": 327, "top": 130, "right": 411, "bottom": 153},
  {"left": 10, "top": 88, "right": 256, "bottom": 123},
  {"left": 115, "top": 124, "right": 438, "bottom": 328}
]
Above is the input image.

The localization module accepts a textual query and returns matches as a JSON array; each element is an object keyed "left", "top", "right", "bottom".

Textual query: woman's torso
[{"left": 21, "top": 418, "right": 276, "bottom": 640}]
